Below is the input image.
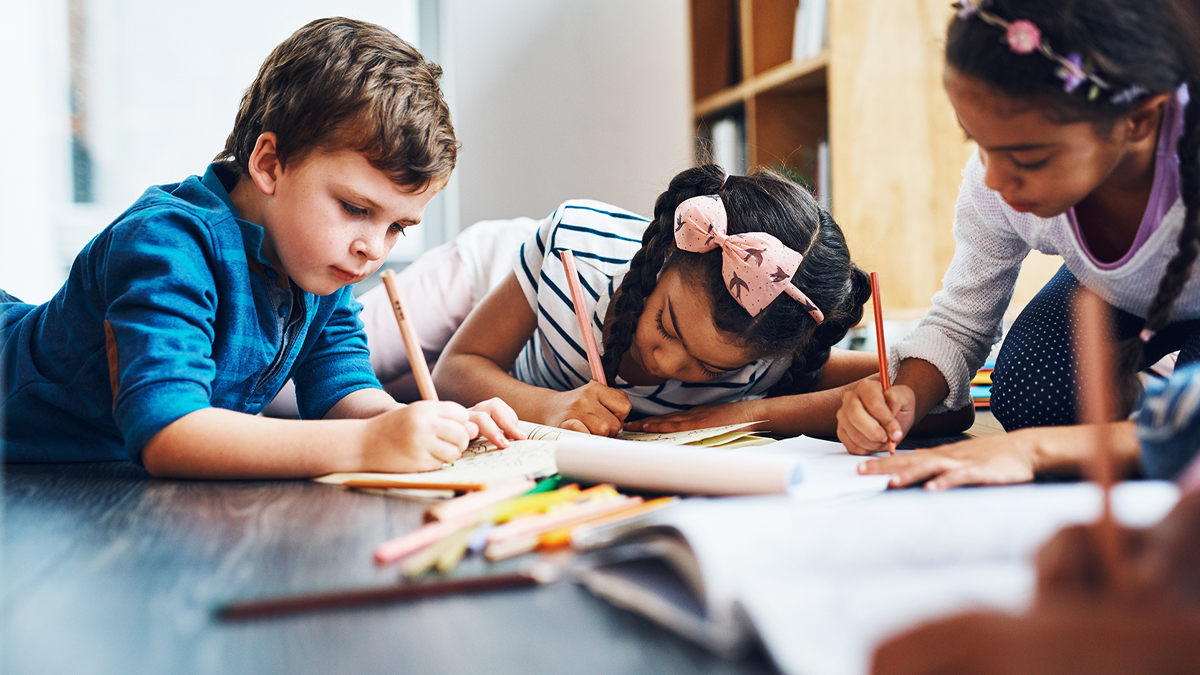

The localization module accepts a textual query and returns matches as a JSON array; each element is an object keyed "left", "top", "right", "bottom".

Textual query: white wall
[
  {"left": 0, "top": 0, "right": 420, "bottom": 304},
  {"left": 0, "top": 0, "right": 693, "bottom": 304},
  {"left": 446, "top": 0, "right": 692, "bottom": 230}
]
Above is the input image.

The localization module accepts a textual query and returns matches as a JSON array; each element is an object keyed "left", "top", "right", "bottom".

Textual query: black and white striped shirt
[{"left": 512, "top": 199, "right": 790, "bottom": 417}]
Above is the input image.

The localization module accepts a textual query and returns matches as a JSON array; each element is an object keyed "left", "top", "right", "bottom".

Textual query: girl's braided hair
[
  {"left": 600, "top": 164, "right": 870, "bottom": 395},
  {"left": 947, "top": 0, "right": 1200, "bottom": 414}
]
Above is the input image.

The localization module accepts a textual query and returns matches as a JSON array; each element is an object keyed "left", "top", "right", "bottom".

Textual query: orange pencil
[
  {"left": 870, "top": 272, "right": 895, "bottom": 454},
  {"left": 560, "top": 250, "right": 607, "bottom": 385},
  {"left": 379, "top": 269, "right": 438, "bottom": 401},
  {"left": 1071, "top": 288, "right": 1122, "bottom": 592}
]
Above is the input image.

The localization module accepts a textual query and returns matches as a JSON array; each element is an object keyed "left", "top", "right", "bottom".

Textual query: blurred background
[
  {"left": 0, "top": 0, "right": 1058, "bottom": 354},
  {"left": 0, "top": 0, "right": 692, "bottom": 304}
]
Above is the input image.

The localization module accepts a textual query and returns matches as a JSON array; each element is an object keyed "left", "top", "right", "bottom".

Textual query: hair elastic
[{"left": 1140, "top": 328, "right": 1157, "bottom": 343}]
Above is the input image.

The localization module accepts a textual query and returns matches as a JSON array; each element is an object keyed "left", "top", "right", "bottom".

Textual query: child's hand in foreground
[
  {"left": 544, "top": 381, "right": 632, "bottom": 437},
  {"left": 360, "top": 400, "right": 478, "bottom": 472},
  {"left": 624, "top": 400, "right": 765, "bottom": 434},
  {"left": 857, "top": 433, "right": 1038, "bottom": 490},
  {"left": 837, "top": 376, "right": 915, "bottom": 455},
  {"left": 465, "top": 397, "right": 526, "bottom": 448}
]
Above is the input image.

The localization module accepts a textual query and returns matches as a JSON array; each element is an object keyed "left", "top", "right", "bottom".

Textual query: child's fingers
[
  {"left": 597, "top": 386, "right": 633, "bottom": 420},
  {"left": 431, "top": 417, "right": 470, "bottom": 458},
  {"left": 837, "top": 394, "right": 889, "bottom": 454},
  {"left": 859, "top": 453, "right": 956, "bottom": 488},
  {"left": 560, "top": 419, "right": 590, "bottom": 434},
  {"left": 468, "top": 411, "right": 507, "bottom": 449},
  {"left": 470, "top": 397, "right": 526, "bottom": 441}
]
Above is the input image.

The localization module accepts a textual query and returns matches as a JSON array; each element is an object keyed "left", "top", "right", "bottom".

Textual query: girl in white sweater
[{"left": 839, "top": 0, "right": 1200, "bottom": 489}]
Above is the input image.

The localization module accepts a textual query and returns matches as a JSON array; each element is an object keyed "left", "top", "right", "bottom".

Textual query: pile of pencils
[{"left": 373, "top": 475, "right": 675, "bottom": 577}]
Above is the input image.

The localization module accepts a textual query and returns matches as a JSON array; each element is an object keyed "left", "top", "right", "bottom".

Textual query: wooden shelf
[
  {"left": 694, "top": 51, "right": 828, "bottom": 118},
  {"left": 689, "top": 0, "right": 980, "bottom": 313}
]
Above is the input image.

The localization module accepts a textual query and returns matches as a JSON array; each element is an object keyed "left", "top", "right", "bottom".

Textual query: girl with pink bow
[{"left": 431, "top": 164, "right": 880, "bottom": 437}]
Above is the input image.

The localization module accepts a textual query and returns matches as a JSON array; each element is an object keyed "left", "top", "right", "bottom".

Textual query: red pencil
[
  {"left": 215, "top": 565, "right": 559, "bottom": 620},
  {"left": 870, "top": 272, "right": 895, "bottom": 454}
]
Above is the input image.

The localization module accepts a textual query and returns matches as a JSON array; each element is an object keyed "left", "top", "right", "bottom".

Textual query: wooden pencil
[
  {"left": 1071, "top": 288, "right": 1123, "bottom": 592},
  {"left": 870, "top": 272, "right": 895, "bottom": 454},
  {"left": 379, "top": 269, "right": 438, "bottom": 401},
  {"left": 216, "top": 566, "right": 558, "bottom": 620},
  {"left": 559, "top": 250, "right": 607, "bottom": 385}
]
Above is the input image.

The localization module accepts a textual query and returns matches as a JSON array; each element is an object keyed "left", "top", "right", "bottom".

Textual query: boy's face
[{"left": 254, "top": 144, "right": 440, "bottom": 296}]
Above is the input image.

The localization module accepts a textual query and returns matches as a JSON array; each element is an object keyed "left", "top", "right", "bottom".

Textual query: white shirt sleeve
[{"left": 893, "top": 153, "right": 1033, "bottom": 413}]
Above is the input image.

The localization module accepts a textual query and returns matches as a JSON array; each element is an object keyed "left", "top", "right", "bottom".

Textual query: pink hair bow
[{"left": 673, "top": 195, "right": 824, "bottom": 323}]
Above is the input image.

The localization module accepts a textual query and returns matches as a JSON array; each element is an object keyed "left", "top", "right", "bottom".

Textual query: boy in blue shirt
[{"left": 0, "top": 17, "right": 522, "bottom": 478}]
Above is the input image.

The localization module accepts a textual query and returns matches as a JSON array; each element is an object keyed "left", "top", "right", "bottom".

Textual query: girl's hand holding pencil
[
  {"left": 542, "top": 381, "right": 632, "bottom": 437},
  {"left": 836, "top": 375, "right": 915, "bottom": 455}
]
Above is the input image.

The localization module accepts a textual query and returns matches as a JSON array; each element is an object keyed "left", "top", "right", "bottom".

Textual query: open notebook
[
  {"left": 315, "top": 423, "right": 888, "bottom": 497},
  {"left": 571, "top": 481, "right": 1180, "bottom": 675}
]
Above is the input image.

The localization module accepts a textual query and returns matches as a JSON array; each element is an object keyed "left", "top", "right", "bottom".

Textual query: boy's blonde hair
[{"left": 215, "top": 17, "right": 457, "bottom": 191}]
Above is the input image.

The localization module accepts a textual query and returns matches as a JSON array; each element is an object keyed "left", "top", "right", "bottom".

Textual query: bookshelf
[{"left": 689, "top": 0, "right": 1058, "bottom": 315}]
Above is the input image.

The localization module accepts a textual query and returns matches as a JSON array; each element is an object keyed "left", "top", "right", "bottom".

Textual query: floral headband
[
  {"left": 673, "top": 195, "right": 825, "bottom": 323},
  {"left": 955, "top": 0, "right": 1147, "bottom": 105}
]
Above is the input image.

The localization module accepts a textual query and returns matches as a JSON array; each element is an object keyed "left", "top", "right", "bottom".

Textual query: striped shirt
[{"left": 512, "top": 199, "right": 790, "bottom": 417}]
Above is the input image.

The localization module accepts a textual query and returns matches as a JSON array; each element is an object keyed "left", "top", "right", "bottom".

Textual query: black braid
[
  {"left": 1115, "top": 74, "right": 1200, "bottom": 412},
  {"left": 768, "top": 214, "right": 872, "bottom": 396},
  {"left": 601, "top": 165, "right": 726, "bottom": 383}
]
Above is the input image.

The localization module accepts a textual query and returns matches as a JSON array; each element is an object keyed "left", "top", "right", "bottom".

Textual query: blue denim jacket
[
  {"left": 1138, "top": 362, "right": 1200, "bottom": 480},
  {"left": 1, "top": 163, "right": 379, "bottom": 464}
]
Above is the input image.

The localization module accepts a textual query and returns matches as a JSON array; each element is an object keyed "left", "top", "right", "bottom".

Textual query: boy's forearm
[
  {"left": 142, "top": 408, "right": 368, "bottom": 479},
  {"left": 434, "top": 353, "right": 552, "bottom": 423}
]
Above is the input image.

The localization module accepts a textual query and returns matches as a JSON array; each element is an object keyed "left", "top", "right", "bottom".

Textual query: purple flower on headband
[
  {"left": 1056, "top": 52, "right": 1086, "bottom": 93},
  {"left": 1005, "top": 20, "right": 1041, "bottom": 54}
]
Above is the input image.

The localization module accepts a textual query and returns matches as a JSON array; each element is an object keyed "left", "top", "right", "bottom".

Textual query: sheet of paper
[{"left": 740, "top": 563, "right": 1034, "bottom": 675}]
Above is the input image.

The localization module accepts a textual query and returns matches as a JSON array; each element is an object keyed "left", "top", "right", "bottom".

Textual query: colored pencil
[
  {"left": 425, "top": 478, "right": 536, "bottom": 522},
  {"left": 484, "top": 496, "right": 641, "bottom": 561},
  {"left": 559, "top": 250, "right": 607, "bottom": 385},
  {"left": 538, "top": 496, "right": 677, "bottom": 551},
  {"left": 870, "top": 272, "right": 895, "bottom": 454},
  {"left": 374, "top": 512, "right": 479, "bottom": 565},
  {"left": 379, "top": 269, "right": 438, "bottom": 401},
  {"left": 216, "top": 566, "right": 560, "bottom": 621},
  {"left": 342, "top": 479, "right": 488, "bottom": 492},
  {"left": 1071, "top": 288, "right": 1123, "bottom": 592}
]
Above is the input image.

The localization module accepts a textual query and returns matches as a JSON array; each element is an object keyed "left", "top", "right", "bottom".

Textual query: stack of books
[{"left": 971, "top": 359, "right": 995, "bottom": 408}]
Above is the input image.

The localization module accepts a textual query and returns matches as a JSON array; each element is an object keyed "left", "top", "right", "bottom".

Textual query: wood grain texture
[{"left": 2, "top": 463, "right": 776, "bottom": 675}]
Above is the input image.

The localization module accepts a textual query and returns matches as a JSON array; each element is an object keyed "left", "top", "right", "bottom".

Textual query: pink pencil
[
  {"left": 560, "top": 250, "right": 607, "bottom": 385},
  {"left": 374, "top": 512, "right": 479, "bottom": 565}
]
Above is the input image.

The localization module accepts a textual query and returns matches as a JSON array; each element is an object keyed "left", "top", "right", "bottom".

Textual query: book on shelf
[
  {"left": 792, "top": 0, "right": 829, "bottom": 62},
  {"left": 571, "top": 481, "right": 1180, "bottom": 675},
  {"left": 816, "top": 139, "right": 831, "bottom": 209},
  {"left": 710, "top": 115, "right": 746, "bottom": 176}
]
